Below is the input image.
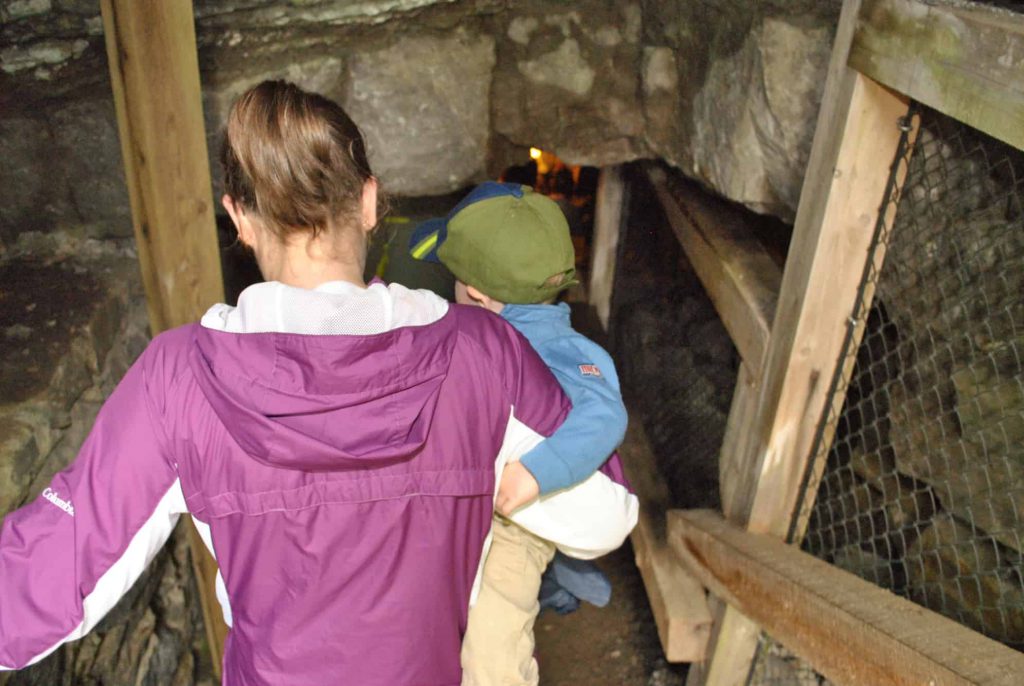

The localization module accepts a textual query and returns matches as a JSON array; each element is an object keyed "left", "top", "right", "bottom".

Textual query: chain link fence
[
  {"left": 748, "top": 102, "right": 1024, "bottom": 683},
  {"left": 748, "top": 636, "right": 832, "bottom": 686}
]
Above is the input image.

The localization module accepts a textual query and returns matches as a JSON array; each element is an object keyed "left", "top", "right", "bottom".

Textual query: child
[{"left": 410, "top": 181, "right": 629, "bottom": 685}]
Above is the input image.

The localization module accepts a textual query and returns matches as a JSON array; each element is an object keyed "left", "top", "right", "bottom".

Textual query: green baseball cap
[{"left": 409, "top": 182, "right": 578, "bottom": 304}]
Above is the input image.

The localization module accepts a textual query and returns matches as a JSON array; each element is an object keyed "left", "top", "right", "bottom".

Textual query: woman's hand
[{"left": 495, "top": 461, "right": 541, "bottom": 516}]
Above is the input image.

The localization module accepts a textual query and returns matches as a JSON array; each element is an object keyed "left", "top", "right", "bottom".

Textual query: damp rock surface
[
  {"left": 0, "top": 238, "right": 215, "bottom": 686},
  {"left": 1, "top": 0, "right": 848, "bottom": 240}
]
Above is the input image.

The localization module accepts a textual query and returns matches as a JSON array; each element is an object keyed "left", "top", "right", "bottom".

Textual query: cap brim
[{"left": 408, "top": 218, "right": 446, "bottom": 263}]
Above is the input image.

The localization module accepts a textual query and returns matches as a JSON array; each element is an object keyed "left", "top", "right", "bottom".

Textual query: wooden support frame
[
  {"left": 695, "top": 72, "right": 911, "bottom": 686},
  {"left": 645, "top": 168, "right": 782, "bottom": 379},
  {"left": 589, "top": 166, "right": 628, "bottom": 331},
  {"left": 618, "top": 421, "right": 712, "bottom": 662},
  {"left": 670, "top": 510, "right": 1024, "bottom": 686},
  {"left": 850, "top": 0, "right": 1024, "bottom": 152},
  {"left": 100, "top": 0, "right": 228, "bottom": 675},
  {"left": 691, "top": 0, "right": 918, "bottom": 681}
]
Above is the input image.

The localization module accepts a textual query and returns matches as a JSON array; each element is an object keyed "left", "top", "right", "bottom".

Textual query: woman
[{"left": 0, "top": 81, "right": 635, "bottom": 685}]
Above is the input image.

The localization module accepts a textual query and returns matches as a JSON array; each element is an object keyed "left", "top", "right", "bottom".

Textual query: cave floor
[{"left": 534, "top": 536, "right": 688, "bottom": 686}]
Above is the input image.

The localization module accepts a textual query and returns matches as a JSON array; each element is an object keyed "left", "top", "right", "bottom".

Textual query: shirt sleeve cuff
[{"left": 520, "top": 442, "right": 576, "bottom": 495}]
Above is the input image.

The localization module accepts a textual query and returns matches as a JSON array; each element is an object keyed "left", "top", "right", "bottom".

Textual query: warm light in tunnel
[{"left": 529, "top": 147, "right": 542, "bottom": 160}]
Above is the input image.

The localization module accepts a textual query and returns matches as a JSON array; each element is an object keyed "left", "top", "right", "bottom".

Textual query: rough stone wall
[
  {"left": 641, "top": 0, "right": 840, "bottom": 221},
  {"left": 0, "top": 236, "right": 215, "bottom": 684},
  {"left": 0, "top": 0, "right": 842, "bottom": 250}
]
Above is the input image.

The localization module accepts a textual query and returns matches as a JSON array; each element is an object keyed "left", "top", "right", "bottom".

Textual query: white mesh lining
[{"left": 200, "top": 281, "right": 449, "bottom": 335}]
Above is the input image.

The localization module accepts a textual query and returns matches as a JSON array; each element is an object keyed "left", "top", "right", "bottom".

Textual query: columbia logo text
[{"left": 43, "top": 488, "right": 75, "bottom": 517}]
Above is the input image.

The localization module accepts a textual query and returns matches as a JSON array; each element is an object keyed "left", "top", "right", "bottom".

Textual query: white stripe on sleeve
[
  {"left": 190, "top": 517, "right": 233, "bottom": 627},
  {"left": 5, "top": 479, "right": 187, "bottom": 671}
]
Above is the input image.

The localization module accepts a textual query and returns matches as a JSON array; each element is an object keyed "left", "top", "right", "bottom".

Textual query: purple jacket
[{"left": 0, "top": 305, "right": 574, "bottom": 684}]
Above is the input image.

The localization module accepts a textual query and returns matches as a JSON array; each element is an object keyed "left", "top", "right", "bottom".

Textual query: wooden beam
[
  {"left": 698, "top": 72, "right": 910, "bottom": 686},
  {"left": 850, "top": 0, "right": 1024, "bottom": 152},
  {"left": 670, "top": 510, "right": 1024, "bottom": 686},
  {"left": 646, "top": 167, "right": 782, "bottom": 378},
  {"left": 693, "top": 0, "right": 916, "bottom": 681},
  {"left": 788, "top": 109, "right": 920, "bottom": 543},
  {"left": 717, "top": 363, "right": 759, "bottom": 520},
  {"left": 734, "top": 75, "right": 909, "bottom": 536},
  {"left": 589, "top": 166, "right": 627, "bottom": 331},
  {"left": 618, "top": 420, "right": 712, "bottom": 662},
  {"left": 100, "top": 0, "right": 228, "bottom": 675}
]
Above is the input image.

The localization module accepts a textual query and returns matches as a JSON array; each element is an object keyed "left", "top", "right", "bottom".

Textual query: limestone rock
[
  {"left": 889, "top": 375, "right": 1024, "bottom": 553},
  {"left": 0, "top": 116, "right": 71, "bottom": 243},
  {"left": 0, "top": 415, "right": 38, "bottom": 514},
  {"left": 641, "top": 1, "right": 840, "bottom": 220},
  {"left": 831, "top": 544, "right": 898, "bottom": 590},
  {"left": 4, "top": 0, "right": 53, "bottom": 21},
  {"left": 906, "top": 513, "right": 1024, "bottom": 647},
  {"left": 343, "top": 32, "right": 495, "bottom": 196},
  {"left": 51, "top": 96, "right": 131, "bottom": 238},
  {"left": 492, "top": 4, "right": 647, "bottom": 169},
  {"left": 689, "top": 17, "right": 832, "bottom": 221},
  {"left": 517, "top": 38, "right": 594, "bottom": 97},
  {"left": 193, "top": 0, "right": 459, "bottom": 28}
]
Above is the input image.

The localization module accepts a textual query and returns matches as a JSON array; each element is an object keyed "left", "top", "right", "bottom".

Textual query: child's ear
[{"left": 465, "top": 285, "right": 488, "bottom": 306}]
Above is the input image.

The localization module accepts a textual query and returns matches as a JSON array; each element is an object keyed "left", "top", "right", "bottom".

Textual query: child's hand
[{"left": 496, "top": 461, "right": 540, "bottom": 516}]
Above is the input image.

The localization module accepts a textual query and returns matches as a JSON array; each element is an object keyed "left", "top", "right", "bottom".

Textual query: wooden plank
[
  {"left": 718, "top": 363, "right": 759, "bottom": 520},
  {"left": 694, "top": 0, "right": 913, "bottom": 681},
  {"left": 100, "top": 0, "right": 228, "bottom": 675},
  {"left": 589, "top": 166, "right": 627, "bottom": 331},
  {"left": 646, "top": 168, "right": 782, "bottom": 378},
  {"left": 789, "top": 110, "right": 920, "bottom": 543},
  {"left": 736, "top": 74, "right": 909, "bottom": 536},
  {"left": 670, "top": 509, "right": 1024, "bottom": 686},
  {"left": 850, "top": 0, "right": 1024, "bottom": 152},
  {"left": 618, "top": 419, "right": 712, "bottom": 662},
  {"left": 100, "top": 0, "right": 224, "bottom": 334},
  {"left": 697, "top": 72, "right": 910, "bottom": 686}
]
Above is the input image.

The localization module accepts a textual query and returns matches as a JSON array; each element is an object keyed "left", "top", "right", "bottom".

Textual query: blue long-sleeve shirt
[{"left": 501, "top": 303, "right": 628, "bottom": 494}]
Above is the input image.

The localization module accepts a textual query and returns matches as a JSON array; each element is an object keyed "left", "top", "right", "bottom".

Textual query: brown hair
[{"left": 221, "top": 80, "right": 375, "bottom": 240}]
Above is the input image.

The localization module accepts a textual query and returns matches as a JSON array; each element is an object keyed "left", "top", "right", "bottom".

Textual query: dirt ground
[{"left": 535, "top": 542, "right": 689, "bottom": 686}]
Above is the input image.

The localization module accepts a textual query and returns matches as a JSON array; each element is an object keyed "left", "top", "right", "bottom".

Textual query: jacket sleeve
[
  {"left": 496, "top": 327, "right": 638, "bottom": 560},
  {"left": 0, "top": 344, "right": 186, "bottom": 671},
  {"left": 518, "top": 338, "right": 628, "bottom": 494}
]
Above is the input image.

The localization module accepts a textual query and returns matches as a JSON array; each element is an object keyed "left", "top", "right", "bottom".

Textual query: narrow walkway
[{"left": 535, "top": 541, "right": 688, "bottom": 685}]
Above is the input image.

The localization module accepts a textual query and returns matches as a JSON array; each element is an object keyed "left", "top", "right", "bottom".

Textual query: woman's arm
[
  {"left": 496, "top": 334, "right": 627, "bottom": 515},
  {"left": 0, "top": 347, "right": 185, "bottom": 671}
]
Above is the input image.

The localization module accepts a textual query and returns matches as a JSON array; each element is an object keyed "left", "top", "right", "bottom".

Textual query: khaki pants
[{"left": 462, "top": 515, "right": 556, "bottom": 686}]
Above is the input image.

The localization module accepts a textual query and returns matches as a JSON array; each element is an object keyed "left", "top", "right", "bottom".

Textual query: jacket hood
[{"left": 186, "top": 311, "right": 457, "bottom": 471}]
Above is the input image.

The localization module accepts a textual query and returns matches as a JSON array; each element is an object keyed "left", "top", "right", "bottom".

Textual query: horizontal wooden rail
[
  {"left": 850, "top": 0, "right": 1024, "bottom": 151},
  {"left": 618, "top": 420, "right": 711, "bottom": 661},
  {"left": 645, "top": 166, "right": 782, "bottom": 379},
  {"left": 669, "top": 509, "right": 1024, "bottom": 686}
]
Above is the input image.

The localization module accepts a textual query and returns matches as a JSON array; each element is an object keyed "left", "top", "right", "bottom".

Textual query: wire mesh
[
  {"left": 747, "top": 636, "right": 833, "bottom": 686},
  {"left": 794, "top": 103, "right": 1024, "bottom": 652}
]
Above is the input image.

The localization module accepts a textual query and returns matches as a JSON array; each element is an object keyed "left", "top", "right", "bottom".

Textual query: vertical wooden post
[
  {"left": 100, "top": 0, "right": 228, "bottom": 675},
  {"left": 690, "top": 0, "right": 917, "bottom": 682},
  {"left": 589, "top": 165, "right": 627, "bottom": 330}
]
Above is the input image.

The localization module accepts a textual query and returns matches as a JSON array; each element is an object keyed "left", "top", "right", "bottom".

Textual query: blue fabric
[
  {"left": 501, "top": 303, "right": 627, "bottom": 494},
  {"left": 539, "top": 552, "right": 612, "bottom": 615}
]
